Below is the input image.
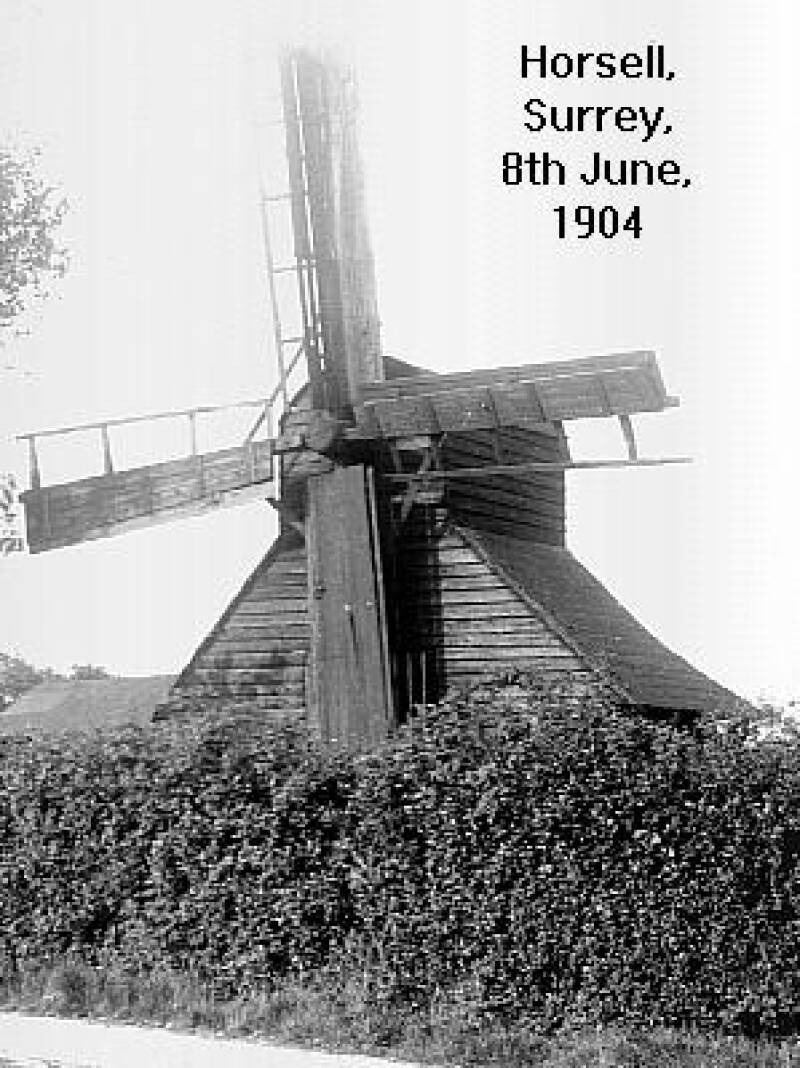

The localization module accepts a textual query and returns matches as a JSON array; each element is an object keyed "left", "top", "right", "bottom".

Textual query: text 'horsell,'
[{"left": 504, "top": 44, "right": 694, "bottom": 240}]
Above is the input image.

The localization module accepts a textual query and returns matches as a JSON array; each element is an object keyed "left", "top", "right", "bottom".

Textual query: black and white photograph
[{"left": 1, "top": 2, "right": 798, "bottom": 1065}]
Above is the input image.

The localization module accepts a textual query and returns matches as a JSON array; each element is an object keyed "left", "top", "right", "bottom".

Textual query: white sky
[{"left": 1, "top": 0, "right": 798, "bottom": 702}]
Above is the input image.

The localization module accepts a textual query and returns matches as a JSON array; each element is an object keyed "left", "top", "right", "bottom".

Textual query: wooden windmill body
[{"left": 19, "top": 52, "right": 737, "bottom": 743}]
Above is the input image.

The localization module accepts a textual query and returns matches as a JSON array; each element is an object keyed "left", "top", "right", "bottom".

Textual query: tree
[
  {"left": 0, "top": 650, "right": 59, "bottom": 709},
  {"left": 1, "top": 143, "right": 68, "bottom": 551},
  {"left": 0, "top": 654, "right": 114, "bottom": 709},
  {"left": 0, "top": 472, "right": 24, "bottom": 555},
  {"left": 69, "top": 664, "right": 112, "bottom": 681},
  {"left": 0, "top": 141, "right": 68, "bottom": 345}
]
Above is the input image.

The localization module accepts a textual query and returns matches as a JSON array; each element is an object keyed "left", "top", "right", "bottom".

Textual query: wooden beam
[
  {"left": 25, "top": 437, "right": 41, "bottom": 490},
  {"left": 280, "top": 54, "right": 325, "bottom": 410},
  {"left": 23, "top": 479, "right": 275, "bottom": 554},
  {"left": 306, "top": 464, "right": 393, "bottom": 745},
  {"left": 188, "top": 411, "right": 198, "bottom": 456},
  {"left": 267, "top": 496, "right": 306, "bottom": 539},
  {"left": 361, "top": 350, "right": 673, "bottom": 399},
  {"left": 20, "top": 439, "right": 275, "bottom": 554},
  {"left": 399, "top": 444, "right": 440, "bottom": 525},
  {"left": 393, "top": 434, "right": 437, "bottom": 452},
  {"left": 100, "top": 425, "right": 114, "bottom": 474},
  {"left": 366, "top": 466, "right": 395, "bottom": 722},
  {"left": 618, "top": 413, "right": 638, "bottom": 460},
  {"left": 18, "top": 395, "right": 277, "bottom": 442},
  {"left": 360, "top": 370, "right": 678, "bottom": 438},
  {"left": 384, "top": 456, "right": 692, "bottom": 483}
]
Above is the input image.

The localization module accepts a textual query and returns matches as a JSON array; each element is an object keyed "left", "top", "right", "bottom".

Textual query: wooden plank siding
[
  {"left": 440, "top": 426, "right": 567, "bottom": 546},
  {"left": 364, "top": 351, "right": 669, "bottom": 398},
  {"left": 465, "top": 528, "right": 741, "bottom": 713},
  {"left": 358, "top": 350, "right": 677, "bottom": 437},
  {"left": 164, "top": 531, "right": 310, "bottom": 718},
  {"left": 162, "top": 508, "right": 739, "bottom": 728},
  {"left": 165, "top": 514, "right": 603, "bottom": 727},
  {"left": 22, "top": 440, "right": 274, "bottom": 554},
  {"left": 387, "top": 524, "right": 597, "bottom": 716}
]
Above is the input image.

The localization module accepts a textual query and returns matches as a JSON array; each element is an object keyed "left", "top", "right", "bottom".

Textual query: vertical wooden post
[
  {"left": 366, "top": 466, "right": 394, "bottom": 720},
  {"left": 188, "top": 411, "right": 198, "bottom": 457},
  {"left": 100, "top": 425, "right": 114, "bottom": 474},
  {"left": 619, "top": 414, "right": 638, "bottom": 460},
  {"left": 306, "top": 464, "right": 394, "bottom": 745},
  {"left": 27, "top": 437, "right": 41, "bottom": 490}
]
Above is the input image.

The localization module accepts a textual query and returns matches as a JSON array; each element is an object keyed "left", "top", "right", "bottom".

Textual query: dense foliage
[
  {"left": 0, "top": 142, "right": 67, "bottom": 340},
  {"left": 0, "top": 653, "right": 112, "bottom": 708},
  {"left": 1, "top": 678, "right": 798, "bottom": 1037},
  {"left": 0, "top": 651, "right": 57, "bottom": 709}
]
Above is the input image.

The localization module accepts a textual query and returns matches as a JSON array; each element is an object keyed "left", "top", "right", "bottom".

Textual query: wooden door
[{"left": 306, "top": 464, "right": 393, "bottom": 744}]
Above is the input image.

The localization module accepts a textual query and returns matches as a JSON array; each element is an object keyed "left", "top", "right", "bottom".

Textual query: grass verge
[{"left": 1, "top": 961, "right": 797, "bottom": 1067}]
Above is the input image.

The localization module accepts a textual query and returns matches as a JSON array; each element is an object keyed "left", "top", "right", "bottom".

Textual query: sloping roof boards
[
  {"left": 164, "top": 521, "right": 739, "bottom": 722},
  {"left": 463, "top": 527, "right": 738, "bottom": 712},
  {"left": 163, "top": 531, "right": 308, "bottom": 719}
]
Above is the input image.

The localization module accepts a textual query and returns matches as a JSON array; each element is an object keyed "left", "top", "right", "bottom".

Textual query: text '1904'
[{"left": 504, "top": 44, "right": 694, "bottom": 241}]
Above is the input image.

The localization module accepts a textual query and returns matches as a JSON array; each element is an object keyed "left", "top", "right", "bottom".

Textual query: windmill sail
[
  {"left": 279, "top": 50, "right": 384, "bottom": 415},
  {"left": 16, "top": 48, "right": 741, "bottom": 740}
]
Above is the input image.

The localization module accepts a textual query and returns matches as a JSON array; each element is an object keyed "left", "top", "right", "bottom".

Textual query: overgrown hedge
[{"left": 1, "top": 677, "right": 798, "bottom": 1036}]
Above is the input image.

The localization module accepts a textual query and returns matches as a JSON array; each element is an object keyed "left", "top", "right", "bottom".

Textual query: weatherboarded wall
[
  {"left": 165, "top": 515, "right": 600, "bottom": 726},
  {"left": 387, "top": 520, "right": 598, "bottom": 715},
  {"left": 165, "top": 531, "right": 309, "bottom": 719},
  {"left": 440, "top": 425, "right": 567, "bottom": 547}
]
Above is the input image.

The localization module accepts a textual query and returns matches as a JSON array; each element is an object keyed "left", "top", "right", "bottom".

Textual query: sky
[{"left": 1, "top": 0, "right": 798, "bottom": 702}]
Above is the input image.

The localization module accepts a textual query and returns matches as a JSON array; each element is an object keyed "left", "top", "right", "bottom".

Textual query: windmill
[{"left": 17, "top": 50, "right": 738, "bottom": 745}]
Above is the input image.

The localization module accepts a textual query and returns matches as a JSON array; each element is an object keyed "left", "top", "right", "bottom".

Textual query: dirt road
[{"left": 0, "top": 1013, "right": 425, "bottom": 1068}]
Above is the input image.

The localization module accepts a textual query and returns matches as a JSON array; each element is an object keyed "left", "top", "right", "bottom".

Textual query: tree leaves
[
  {"left": 0, "top": 679, "right": 798, "bottom": 1036},
  {"left": 0, "top": 651, "right": 59, "bottom": 708},
  {"left": 0, "top": 142, "right": 68, "bottom": 343}
]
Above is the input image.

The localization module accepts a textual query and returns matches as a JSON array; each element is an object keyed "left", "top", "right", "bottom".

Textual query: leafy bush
[{"left": 1, "top": 676, "right": 798, "bottom": 1038}]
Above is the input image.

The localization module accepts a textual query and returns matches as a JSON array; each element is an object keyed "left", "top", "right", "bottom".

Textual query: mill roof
[{"left": 464, "top": 527, "right": 740, "bottom": 713}]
